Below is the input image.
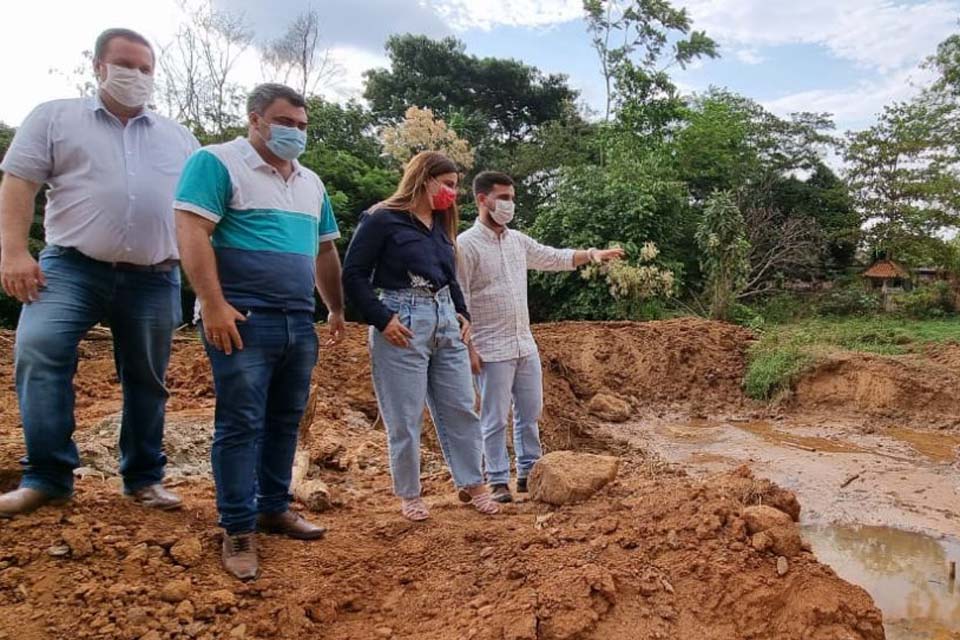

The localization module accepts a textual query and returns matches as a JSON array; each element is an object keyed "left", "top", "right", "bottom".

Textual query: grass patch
[{"left": 743, "top": 316, "right": 960, "bottom": 400}]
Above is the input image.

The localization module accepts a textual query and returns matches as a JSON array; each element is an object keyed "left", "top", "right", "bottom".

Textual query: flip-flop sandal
[
  {"left": 401, "top": 497, "right": 430, "bottom": 521},
  {"left": 466, "top": 490, "right": 500, "bottom": 515}
]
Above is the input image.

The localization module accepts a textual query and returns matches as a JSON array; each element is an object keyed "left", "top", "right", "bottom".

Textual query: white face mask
[
  {"left": 100, "top": 63, "right": 154, "bottom": 108},
  {"left": 490, "top": 199, "right": 515, "bottom": 226}
]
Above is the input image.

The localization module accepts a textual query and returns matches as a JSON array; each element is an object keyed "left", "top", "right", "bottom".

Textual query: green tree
[
  {"left": 845, "top": 97, "right": 960, "bottom": 266},
  {"left": 583, "top": 0, "right": 717, "bottom": 123},
  {"left": 298, "top": 98, "right": 397, "bottom": 245},
  {"left": 695, "top": 190, "right": 751, "bottom": 320}
]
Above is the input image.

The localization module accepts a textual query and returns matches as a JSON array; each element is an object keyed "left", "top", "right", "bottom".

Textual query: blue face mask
[{"left": 265, "top": 123, "right": 307, "bottom": 160}]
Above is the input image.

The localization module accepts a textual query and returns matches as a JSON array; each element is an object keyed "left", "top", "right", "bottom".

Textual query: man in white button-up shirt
[
  {"left": 0, "top": 28, "right": 198, "bottom": 517},
  {"left": 457, "top": 171, "right": 623, "bottom": 503}
]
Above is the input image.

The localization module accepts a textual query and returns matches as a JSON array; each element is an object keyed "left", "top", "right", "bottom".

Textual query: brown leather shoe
[
  {"left": 257, "top": 510, "right": 327, "bottom": 540},
  {"left": 0, "top": 488, "right": 69, "bottom": 518},
  {"left": 222, "top": 532, "right": 258, "bottom": 580},
  {"left": 125, "top": 483, "right": 183, "bottom": 511}
]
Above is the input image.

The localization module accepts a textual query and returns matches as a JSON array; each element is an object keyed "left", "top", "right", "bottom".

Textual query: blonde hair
[{"left": 377, "top": 151, "right": 461, "bottom": 243}]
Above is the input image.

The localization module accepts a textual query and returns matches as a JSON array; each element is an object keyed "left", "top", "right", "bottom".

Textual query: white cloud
[
  {"left": 680, "top": 0, "right": 958, "bottom": 72},
  {"left": 762, "top": 64, "right": 936, "bottom": 130},
  {"left": 429, "top": 0, "right": 583, "bottom": 30},
  {"left": 325, "top": 47, "right": 390, "bottom": 102},
  {"left": 734, "top": 48, "right": 765, "bottom": 65}
]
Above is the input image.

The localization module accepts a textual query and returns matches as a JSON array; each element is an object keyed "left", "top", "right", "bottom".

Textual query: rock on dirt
[
  {"left": 61, "top": 527, "right": 94, "bottom": 558},
  {"left": 160, "top": 578, "right": 192, "bottom": 603},
  {"left": 587, "top": 393, "right": 632, "bottom": 422},
  {"left": 169, "top": 536, "right": 203, "bottom": 567},
  {"left": 528, "top": 451, "right": 620, "bottom": 505},
  {"left": 742, "top": 505, "right": 804, "bottom": 557},
  {"left": 777, "top": 556, "right": 789, "bottom": 576}
]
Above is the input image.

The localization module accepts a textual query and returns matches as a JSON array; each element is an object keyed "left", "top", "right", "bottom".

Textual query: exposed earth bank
[{"left": 1, "top": 317, "right": 941, "bottom": 639}]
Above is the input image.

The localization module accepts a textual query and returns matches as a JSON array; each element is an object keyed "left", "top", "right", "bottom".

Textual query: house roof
[{"left": 863, "top": 259, "right": 910, "bottom": 280}]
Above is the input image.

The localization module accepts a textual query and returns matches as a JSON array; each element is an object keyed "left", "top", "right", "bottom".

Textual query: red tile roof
[{"left": 863, "top": 259, "right": 910, "bottom": 279}]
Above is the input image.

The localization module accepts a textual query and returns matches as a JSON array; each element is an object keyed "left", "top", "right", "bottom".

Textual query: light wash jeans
[
  {"left": 15, "top": 245, "right": 181, "bottom": 498},
  {"left": 370, "top": 287, "right": 484, "bottom": 498},
  {"left": 476, "top": 353, "right": 544, "bottom": 485}
]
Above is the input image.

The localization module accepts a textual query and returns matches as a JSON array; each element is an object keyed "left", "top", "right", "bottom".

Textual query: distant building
[{"left": 862, "top": 259, "right": 911, "bottom": 292}]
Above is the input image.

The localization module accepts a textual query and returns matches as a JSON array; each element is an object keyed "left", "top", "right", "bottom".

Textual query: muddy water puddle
[
  {"left": 805, "top": 525, "right": 960, "bottom": 639},
  {"left": 612, "top": 415, "right": 960, "bottom": 637}
]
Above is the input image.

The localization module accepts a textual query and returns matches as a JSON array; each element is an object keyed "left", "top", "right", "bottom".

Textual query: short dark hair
[
  {"left": 94, "top": 28, "right": 154, "bottom": 64},
  {"left": 247, "top": 83, "right": 307, "bottom": 115},
  {"left": 472, "top": 171, "right": 515, "bottom": 197}
]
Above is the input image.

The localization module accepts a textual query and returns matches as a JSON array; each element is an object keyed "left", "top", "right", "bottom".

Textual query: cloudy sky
[{"left": 1, "top": 0, "right": 957, "bottom": 134}]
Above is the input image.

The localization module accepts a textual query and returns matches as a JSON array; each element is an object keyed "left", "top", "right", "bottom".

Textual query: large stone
[
  {"left": 742, "top": 505, "right": 793, "bottom": 535},
  {"left": 587, "top": 394, "right": 632, "bottom": 423},
  {"left": 743, "top": 505, "right": 803, "bottom": 557},
  {"left": 529, "top": 451, "right": 620, "bottom": 505},
  {"left": 169, "top": 536, "right": 203, "bottom": 568},
  {"left": 160, "top": 578, "right": 192, "bottom": 603}
]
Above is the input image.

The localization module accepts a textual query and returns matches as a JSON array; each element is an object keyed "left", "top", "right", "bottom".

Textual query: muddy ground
[{"left": 1, "top": 318, "right": 957, "bottom": 640}]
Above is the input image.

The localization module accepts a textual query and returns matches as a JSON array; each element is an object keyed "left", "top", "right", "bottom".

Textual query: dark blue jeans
[
  {"left": 15, "top": 245, "right": 181, "bottom": 498},
  {"left": 202, "top": 310, "right": 318, "bottom": 535}
]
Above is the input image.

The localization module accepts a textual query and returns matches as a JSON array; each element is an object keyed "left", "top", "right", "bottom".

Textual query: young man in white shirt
[{"left": 457, "top": 172, "right": 624, "bottom": 503}]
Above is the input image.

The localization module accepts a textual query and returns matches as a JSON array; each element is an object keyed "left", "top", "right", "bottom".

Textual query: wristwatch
[{"left": 588, "top": 248, "right": 601, "bottom": 264}]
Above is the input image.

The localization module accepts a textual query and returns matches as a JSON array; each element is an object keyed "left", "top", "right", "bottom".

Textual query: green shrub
[
  {"left": 743, "top": 337, "right": 812, "bottom": 400},
  {"left": 895, "top": 282, "right": 956, "bottom": 319},
  {"left": 817, "top": 287, "right": 881, "bottom": 316}
]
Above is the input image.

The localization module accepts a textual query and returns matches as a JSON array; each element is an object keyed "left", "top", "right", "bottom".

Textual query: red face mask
[{"left": 431, "top": 183, "right": 457, "bottom": 210}]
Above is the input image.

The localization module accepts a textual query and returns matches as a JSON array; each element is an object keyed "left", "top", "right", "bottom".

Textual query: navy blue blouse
[{"left": 342, "top": 208, "right": 470, "bottom": 331}]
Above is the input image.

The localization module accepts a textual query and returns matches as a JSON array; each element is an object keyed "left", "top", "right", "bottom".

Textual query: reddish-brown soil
[
  {"left": 789, "top": 343, "right": 960, "bottom": 430},
  {"left": 0, "top": 321, "right": 889, "bottom": 639}
]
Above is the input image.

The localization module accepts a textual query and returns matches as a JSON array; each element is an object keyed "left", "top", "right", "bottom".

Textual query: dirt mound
[
  {"left": 534, "top": 319, "right": 754, "bottom": 448},
  {"left": 791, "top": 346, "right": 960, "bottom": 429},
  {"left": 0, "top": 322, "right": 888, "bottom": 639},
  {"left": 0, "top": 466, "right": 883, "bottom": 640}
]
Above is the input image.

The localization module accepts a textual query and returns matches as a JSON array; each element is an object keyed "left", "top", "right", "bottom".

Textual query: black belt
[{"left": 57, "top": 246, "right": 179, "bottom": 273}]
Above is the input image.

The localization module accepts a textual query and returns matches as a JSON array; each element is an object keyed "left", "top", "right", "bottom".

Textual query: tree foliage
[
  {"left": 381, "top": 106, "right": 475, "bottom": 170},
  {"left": 695, "top": 191, "right": 751, "bottom": 320}
]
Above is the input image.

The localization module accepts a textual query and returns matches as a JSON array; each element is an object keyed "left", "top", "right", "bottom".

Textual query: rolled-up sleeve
[
  {"left": 519, "top": 232, "right": 577, "bottom": 272},
  {"left": 342, "top": 212, "right": 393, "bottom": 331},
  {"left": 0, "top": 102, "right": 54, "bottom": 183}
]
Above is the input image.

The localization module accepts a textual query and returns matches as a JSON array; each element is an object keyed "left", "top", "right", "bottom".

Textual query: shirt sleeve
[
  {"left": 456, "top": 239, "right": 478, "bottom": 317},
  {"left": 0, "top": 102, "right": 55, "bottom": 183},
  {"left": 342, "top": 212, "right": 394, "bottom": 331},
  {"left": 173, "top": 149, "right": 232, "bottom": 223},
  {"left": 519, "top": 232, "right": 577, "bottom": 272},
  {"left": 318, "top": 191, "right": 341, "bottom": 243}
]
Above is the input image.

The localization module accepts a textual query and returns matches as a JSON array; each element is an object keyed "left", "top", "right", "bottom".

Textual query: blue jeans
[
  {"left": 15, "top": 245, "right": 181, "bottom": 498},
  {"left": 202, "top": 310, "right": 318, "bottom": 535},
  {"left": 370, "top": 288, "right": 484, "bottom": 499},
  {"left": 476, "top": 353, "right": 544, "bottom": 485}
]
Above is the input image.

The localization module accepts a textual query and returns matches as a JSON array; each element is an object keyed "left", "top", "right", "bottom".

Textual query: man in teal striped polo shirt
[{"left": 175, "top": 84, "right": 344, "bottom": 580}]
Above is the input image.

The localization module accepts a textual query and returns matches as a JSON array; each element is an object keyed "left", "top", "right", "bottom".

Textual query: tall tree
[
  {"left": 158, "top": 0, "right": 253, "bottom": 140},
  {"left": 363, "top": 35, "right": 578, "bottom": 145},
  {"left": 582, "top": 0, "right": 718, "bottom": 123},
  {"left": 260, "top": 7, "right": 341, "bottom": 98},
  {"left": 695, "top": 190, "right": 751, "bottom": 319},
  {"left": 845, "top": 96, "right": 960, "bottom": 266}
]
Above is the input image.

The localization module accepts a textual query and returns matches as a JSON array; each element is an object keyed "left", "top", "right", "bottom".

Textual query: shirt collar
[
  {"left": 474, "top": 218, "right": 508, "bottom": 241},
  {"left": 238, "top": 137, "right": 304, "bottom": 176},
  {"left": 87, "top": 93, "right": 157, "bottom": 125}
]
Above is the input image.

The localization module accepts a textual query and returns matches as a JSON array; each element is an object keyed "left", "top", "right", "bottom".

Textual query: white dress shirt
[
  {"left": 457, "top": 220, "right": 576, "bottom": 363},
  {"left": 0, "top": 95, "right": 198, "bottom": 265}
]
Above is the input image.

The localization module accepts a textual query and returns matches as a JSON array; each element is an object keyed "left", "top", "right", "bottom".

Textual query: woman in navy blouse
[{"left": 342, "top": 151, "right": 499, "bottom": 521}]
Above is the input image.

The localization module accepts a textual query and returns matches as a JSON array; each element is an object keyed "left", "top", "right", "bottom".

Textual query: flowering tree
[
  {"left": 582, "top": 242, "right": 675, "bottom": 318},
  {"left": 381, "top": 106, "right": 475, "bottom": 169}
]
